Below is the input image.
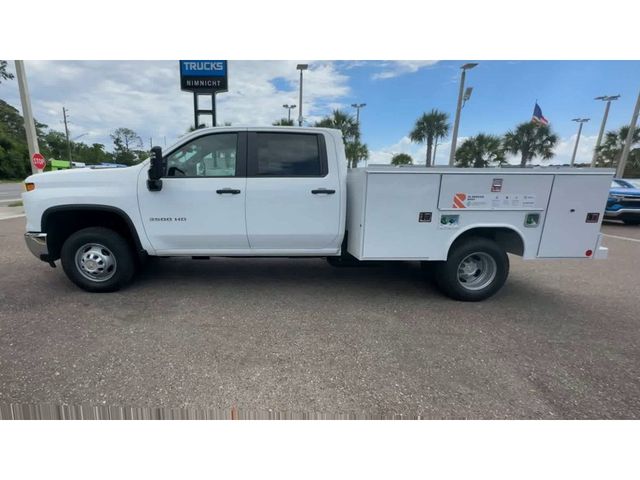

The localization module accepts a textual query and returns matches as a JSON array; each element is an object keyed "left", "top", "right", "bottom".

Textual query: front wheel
[
  {"left": 60, "top": 227, "right": 136, "bottom": 292},
  {"left": 434, "top": 237, "right": 509, "bottom": 301}
]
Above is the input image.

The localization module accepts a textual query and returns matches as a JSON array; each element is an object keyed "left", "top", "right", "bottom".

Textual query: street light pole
[
  {"left": 296, "top": 64, "right": 308, "bottom": 126},
  {"left": 283, "top": 104, "right": 296, "bottom": 123},
  {"left": 570, "top": 118, "right": 590, "bottom": 167},
  {"left": 351, "top": 103, "right": 366, "bottom": 126},
  {"left": 616, "top": 89, "right": 640, "bottom": 178},
  {"left": 592, "top": 95, "right": 620, "bottom": 167},
  {"left": 14, "top": 60, "right": 41, "bottom": 174},
  {"left": 449, "top": 63, "right": 478, "bottom": 166}
]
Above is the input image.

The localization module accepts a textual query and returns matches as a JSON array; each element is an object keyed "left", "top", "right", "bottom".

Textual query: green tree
[
  {"left": 455, "top": 134, "right": 506, "bottom": 168},
  {"left": 315, "top": 109, "right": 368, "bottom": 168},
  {"left": 111, "top": 127, "right": 143, "bottom": 165},
  {"left": 0, "top": 99, "right": 47, "bottom": 179},
  {"left": 409, "top": 109, "right": 450, "bottom": 166},
  {"left": 345, "top": 140, "right": 369, "bottom": 168},
  {"left": 73, "top": 143, "right": 114, "bottom": 165},
  {"left": 273, "top": 118, "right": 294, "bottom": 126},
  {"left": 503, "top": 122, "right": 558, "bottom": 167},
  {"left": 41, "top": 130, "right": 68, "bottom": 160},
  {"left": 391, "top": 153, "right": 413, "bottom": 165},
  {"left": 0, "top": 61, "right": 14, "bottom": 84},
  {"left": 595, "top": 125, "right": 640, "bottom": 173}
]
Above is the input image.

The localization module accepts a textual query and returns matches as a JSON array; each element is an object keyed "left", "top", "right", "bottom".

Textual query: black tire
[
  {"left": 60, "top": 227, "right": 136, "bottom": 292},
  {"left": 433, "top": 237, "right": 509, "bottom": 302},
  {"left": 622, "top": 219, "right": 640, "bottom": 225}
]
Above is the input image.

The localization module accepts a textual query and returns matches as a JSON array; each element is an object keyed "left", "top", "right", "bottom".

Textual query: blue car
[{"left": 605, "top": 178, "right": 640, "bottom": 225}]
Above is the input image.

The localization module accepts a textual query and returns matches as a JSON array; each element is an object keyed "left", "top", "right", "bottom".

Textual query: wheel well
[
  {"left": 41, "top": 206, "right": 144, "bottom": 261},
  {"left": 450, "top": 227, "right": 525, "bottom": 257}
]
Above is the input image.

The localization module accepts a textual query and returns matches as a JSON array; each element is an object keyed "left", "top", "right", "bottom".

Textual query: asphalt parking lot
[{"left": 1, "top": 216, "right": 639, "bottom": 419}]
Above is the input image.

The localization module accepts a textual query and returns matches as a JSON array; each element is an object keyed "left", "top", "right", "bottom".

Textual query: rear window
[{"left": 256, "top": 133, "right": 321, "bottom": 176}]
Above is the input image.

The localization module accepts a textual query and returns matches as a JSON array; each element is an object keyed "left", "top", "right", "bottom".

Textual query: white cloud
[
  {"left": 371, "top": 61, "right": 439, "bottom": 80},
  {"left": 0, "top": 61, "right": 351, "bottom": 151}
]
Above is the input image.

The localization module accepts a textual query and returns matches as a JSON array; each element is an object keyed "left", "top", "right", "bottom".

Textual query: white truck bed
[{"left": 346, "top": 166, "right": 613, "bottom": 261}]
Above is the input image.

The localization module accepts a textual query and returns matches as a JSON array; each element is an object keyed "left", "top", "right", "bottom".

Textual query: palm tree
[
  {"left": 315, "top": 110, "right": 368, "bottom": 168},
  {"left": 503, "top": 122, "right": 558, "bottom": 167},
  {"left": 391, "top": 153, "right": 413, "bottom": 166},
  {"left": 409, "top": 109, "right": 450, "bottom": 166},
  {"left": 595, "top": 125, "right": 640, "bottom": 169},
  {"left": 345, "top": 141, "right": 369, "bottom": 168},
  {"left": 455, "top": 134, "right": 506, "bottom": 168}
]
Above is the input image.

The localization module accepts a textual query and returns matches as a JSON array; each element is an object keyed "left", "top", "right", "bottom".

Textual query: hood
[
  {"left": 610, "top": 187, "right": 640, "bottom": 197},
  {"left": 25, "top": 163, "right": 145, "bottom": 186}
]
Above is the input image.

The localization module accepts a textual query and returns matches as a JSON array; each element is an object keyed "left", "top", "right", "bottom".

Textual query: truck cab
[{"left": 137, "top": 127, "right": 346, "bottom": 255}]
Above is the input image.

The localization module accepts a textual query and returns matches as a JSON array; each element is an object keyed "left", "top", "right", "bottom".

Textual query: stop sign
[{"left": 32, "top": 153, "right": 46, "bottom": 170}]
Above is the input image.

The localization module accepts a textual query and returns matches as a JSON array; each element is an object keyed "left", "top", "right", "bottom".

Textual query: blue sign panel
[{"left": 179, "top": 60, "right": 228, "bottom": 92}]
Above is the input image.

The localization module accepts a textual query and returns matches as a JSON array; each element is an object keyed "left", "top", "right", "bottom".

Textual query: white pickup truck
[{"left": 22, "top": 126, "right": 612, "bottom": 301}]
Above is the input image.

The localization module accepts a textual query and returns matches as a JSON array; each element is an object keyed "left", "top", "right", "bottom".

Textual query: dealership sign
[{"left": 179, "top": 60, "right": 228, "bottom": 93}]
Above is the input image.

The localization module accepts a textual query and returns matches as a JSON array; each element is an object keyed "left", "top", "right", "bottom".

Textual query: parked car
[{"left": 605, "top": 179, "right": 640, "bottom": 225}]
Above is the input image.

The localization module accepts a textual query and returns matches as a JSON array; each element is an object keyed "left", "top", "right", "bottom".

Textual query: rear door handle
[
  {"left": 311, "top": 188, "right": 336, "bottom": 195},
  {"left": 216, "top": 188, "right": 241, "bottom": 195}
]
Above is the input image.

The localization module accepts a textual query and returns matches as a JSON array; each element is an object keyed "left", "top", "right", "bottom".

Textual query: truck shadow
[{"left": 134, "top": 257, "right": 439, "bottom": 298}]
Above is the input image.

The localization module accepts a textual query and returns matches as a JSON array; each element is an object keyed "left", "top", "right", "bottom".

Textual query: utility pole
[
  {"left": 14, "top": 61, "right": 41, "bottom": 174},
  {"left": 449, "top": 63, "right": 478, "bottom": 166},
  {"left": 592, "top": 95, "right": 620, "bottom": 167},
  {"left": 570, "top": 118, "right": 590, "bottom": 166},
  {"left": 616, "top": 89, "right": 640, "bottom": 178},
  {"left": 63, "top": 107, "right": 72, "bottom": 162}
]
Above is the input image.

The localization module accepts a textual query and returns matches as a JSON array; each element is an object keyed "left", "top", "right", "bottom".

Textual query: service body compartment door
[
  {"left": 362, "top": 173, "right": 441, "bottom": 258},
  {"left": 538, "top": 174, "right": 611, "bottom": 258}
]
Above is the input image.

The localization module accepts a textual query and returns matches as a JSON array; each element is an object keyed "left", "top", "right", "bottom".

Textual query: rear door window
[{"left": 252, "top": 133, "right": 325, "bottom": 177}]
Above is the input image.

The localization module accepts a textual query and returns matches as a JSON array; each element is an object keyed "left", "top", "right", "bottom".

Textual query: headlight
[{"left": 609, "top": 194, "right": 623, "bottom": 201}]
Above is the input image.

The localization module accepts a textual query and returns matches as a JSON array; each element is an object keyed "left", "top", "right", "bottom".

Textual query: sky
[{"left": 1, "top": 60, "right": 639, "bottom": 166}]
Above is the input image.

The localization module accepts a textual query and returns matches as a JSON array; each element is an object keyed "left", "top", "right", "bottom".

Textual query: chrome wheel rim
[
  {"left": 75, "top": 243, "right": 117, "bottom": 282},
  {"left": 457, "top": 252, "right": 497, "bottom": 291}
]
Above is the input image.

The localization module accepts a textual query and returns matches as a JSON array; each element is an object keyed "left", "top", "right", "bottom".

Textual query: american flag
[{"left": 531, "top": 102, "right": 549, "bottom": 125}]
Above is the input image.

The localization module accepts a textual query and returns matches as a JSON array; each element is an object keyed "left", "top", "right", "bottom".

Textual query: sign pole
[
  {"left": 193, "top": 93, "right": 199, "bottom": 130},
  {"left": 14, "top": 60, "right": 41, "bottom": 174},
  {"left": 212, "top": 93, "right": 217, "bottom": 127}
]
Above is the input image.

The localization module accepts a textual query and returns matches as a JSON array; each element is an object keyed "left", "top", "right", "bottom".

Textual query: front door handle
[
  {"left": 311, "top": 188, "right": 336, "bottom": 195},
  {"left": 216, "top": 188, "right": 241, "bottom": 195}
]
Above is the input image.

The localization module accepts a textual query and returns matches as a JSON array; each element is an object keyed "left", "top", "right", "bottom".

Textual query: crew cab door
[
  {"left": 245, "top": 131, "right": 341, "bottom": 251},
  {"left": 138, "top": 131, "right": 249, "bottom": 253}
]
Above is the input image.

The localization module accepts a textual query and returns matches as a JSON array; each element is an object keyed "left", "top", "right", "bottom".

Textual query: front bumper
[
  {"left": 604, "top": 208, "right": 640, "bottom": 219},
  {"left": 24, "top": 232, "right": 49, "bottom": 261}
]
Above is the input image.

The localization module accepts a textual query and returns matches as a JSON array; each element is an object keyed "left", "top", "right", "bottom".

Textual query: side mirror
[{"left": 147, "top": 146, "right": 165, "bottom": 191}]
